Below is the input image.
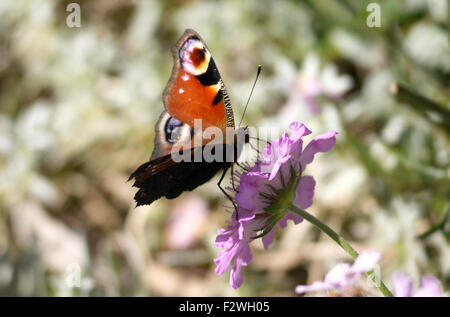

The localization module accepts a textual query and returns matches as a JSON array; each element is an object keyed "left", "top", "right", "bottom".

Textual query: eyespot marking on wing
[
  {"left": 164, "top": 116, "right": 183, "bottom": 143},
  {"left": 180, "top": 38, "right": 210, "bottom": 76}
]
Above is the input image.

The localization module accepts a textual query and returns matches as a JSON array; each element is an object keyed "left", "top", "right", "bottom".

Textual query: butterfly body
[{"left": 129, "top": 29, "right": 247, "bottom": 206}]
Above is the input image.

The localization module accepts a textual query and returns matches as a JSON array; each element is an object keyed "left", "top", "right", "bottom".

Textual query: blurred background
[{"left": 0, "top": 0, "right": 449, "bottom": 296}]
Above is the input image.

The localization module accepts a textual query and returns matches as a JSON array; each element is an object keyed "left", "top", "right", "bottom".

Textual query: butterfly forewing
[
  {"left": 129, "top": 29, "right": 241, "bottom": 207},
  {"left": 163, "top": 29, "right": 234, "bottom": 131}
]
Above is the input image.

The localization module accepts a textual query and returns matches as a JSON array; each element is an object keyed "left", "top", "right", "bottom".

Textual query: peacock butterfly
[{"left": 128, "top": 29, "right": 253, "bottom": 207}]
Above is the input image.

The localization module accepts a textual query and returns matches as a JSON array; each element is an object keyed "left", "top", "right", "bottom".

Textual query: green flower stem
[
  {"left": 416, "top": 206, "right": 450, "bottom": 240},
  {"left": 290, "top": 205, "right": 394, "bottom": 297},
  {"left": 389, "top": 82, "right": 450, "bottom": 134}
]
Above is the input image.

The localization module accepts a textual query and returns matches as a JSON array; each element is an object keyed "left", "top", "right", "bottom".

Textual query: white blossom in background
[
  {"left": 406, "top": 0, "right": 450, "bottom": 23},
  {"left": 0, "top": 115, "right": 13, "bottom": 155},
  {"left": 372, "top": 199, "right": 427, "bottom": 279},
  {"left": 15, "top": 101, "right": 54, "bottom": 152},
  {"left": 286, "top": 54, "right": 353, "bottom": 115},
  {"left": 381, "top": 115, "right": 408, "bottom": 145},
  {"left": 426, "top": 0, "right": 448, "bottom": 23},
  {"left": 342, "top": 69, "right": 394, "bottom": 121},
  {"left": 265, "top": 54, "right": 353, "bottom": 129},
  {"left": 0, "top": 101, "right": 57, "bottom": 205},
  {"left": 330, "top": 29, "right": 385, "bottom": 69},
  {"left": 404, "top": 0, "right": 428, "bottom": 13},
  {"left": 403, "top": 22, "right": 450, "bottom": 72},
  {"left": 10, "top": 202, "right": 88, "bottom": 274}
]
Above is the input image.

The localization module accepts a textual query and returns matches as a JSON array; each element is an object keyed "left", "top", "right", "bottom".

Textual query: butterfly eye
[{"left": 164, "top": 116, "right": 183, "bottom": 143}]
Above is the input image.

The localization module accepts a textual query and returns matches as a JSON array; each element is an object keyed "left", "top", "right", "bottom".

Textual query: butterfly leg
[
  {"left": 230, "top": 163, "right": 237, "bottom": 192},
  {"left": 236, "top": 161, "right": 247, "bottom": 170},
  {"left": 249, "top": 136, "right": 271, "bottom": 147},
  {"left": 249, "top": 136, "right": 272, "bottom": 157},
  {"left": 217, "top": 167, "right": 239, "bottom": 219}
]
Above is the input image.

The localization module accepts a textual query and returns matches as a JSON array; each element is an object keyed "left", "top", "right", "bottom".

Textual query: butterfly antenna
[{"left": 238, "top": 65, "right": 262, "bottom": 128}]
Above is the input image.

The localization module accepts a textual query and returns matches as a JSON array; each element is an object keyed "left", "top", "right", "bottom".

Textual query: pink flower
[
  {"left": 214, "top": 122, "right": 338, "bottom": 289},
  {"left": 165, "top": 194, "right": 208, "bottom": 250},
  {"left": 295, "top": 251, "right": 382, "bottom": 295},
  {"left": 393, "top": 272, "right": 444, "bottom": 297},
  {"left": 295, "top": 253, "right": 446, "bottom": 297}
]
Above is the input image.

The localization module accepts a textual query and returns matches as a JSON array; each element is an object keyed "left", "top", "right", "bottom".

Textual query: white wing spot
[
  {"left": 179, "top": 88, "right": 184, "bottom": 94},
  {"left": 182, "top": 74, "right": 189, "bottom": 81}
]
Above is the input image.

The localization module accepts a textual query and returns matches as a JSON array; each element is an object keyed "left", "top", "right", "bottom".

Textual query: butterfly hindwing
[
  {"left": 130, "top": 149, "right": 231, "bottom": 206},
  {"left": 150, "top": 110, "right": 194, "bottom": 160}
]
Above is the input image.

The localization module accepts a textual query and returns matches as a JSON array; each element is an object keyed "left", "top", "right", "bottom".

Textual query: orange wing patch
[{"left": 165, "top": 69, "right": 227, "bottom": 130}]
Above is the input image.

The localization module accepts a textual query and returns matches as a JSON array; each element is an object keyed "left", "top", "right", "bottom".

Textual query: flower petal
[
  {"left": 289, "top": 122, "right": 312, "bottom": 143},
  {"left": 324, "top": 263, "right": 357, "bottom": 287},
  {"left": 289, "top": 122, "right": 311, "bottom": 162},
  {"left": 392, "top": 272, "right": 414, "bottom": 297},
  {"left": 259, "top": 133, "right": 293, "bottom": 180},
  {"left": 295, "top": 281, "right": 333, "bottom": 294},
  {"left": 268, "top": 155, "right": 291, "bottom": 181},
  {"left": 236, "top": 173, "right": 268, "bottom": 211},
  {"left": 261, "top": 229, "right": 275, "bottom": 250},
  {"left": 230, "top": 264, "right": 244, "bottom": 290},
  {"left": 293, "top": 175, "right": 315, "bottom": 209},
  {"left": 214, "top": 246, "right": 238, "bottom": 276},
  {"left": 351, "top": 250, "right": 381, "bottom": 273},
  {"left": 413, "top": 276, "right": 443, "bottom": 297},
  {"left": 230, "top": 244, "right": 252, "bottom": 290},
  {"left": 299, "top": 130, "right": 338, "bottom": 169},
  {"left": 278, "top": 212, "right": 303, "bottom": 228}
]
